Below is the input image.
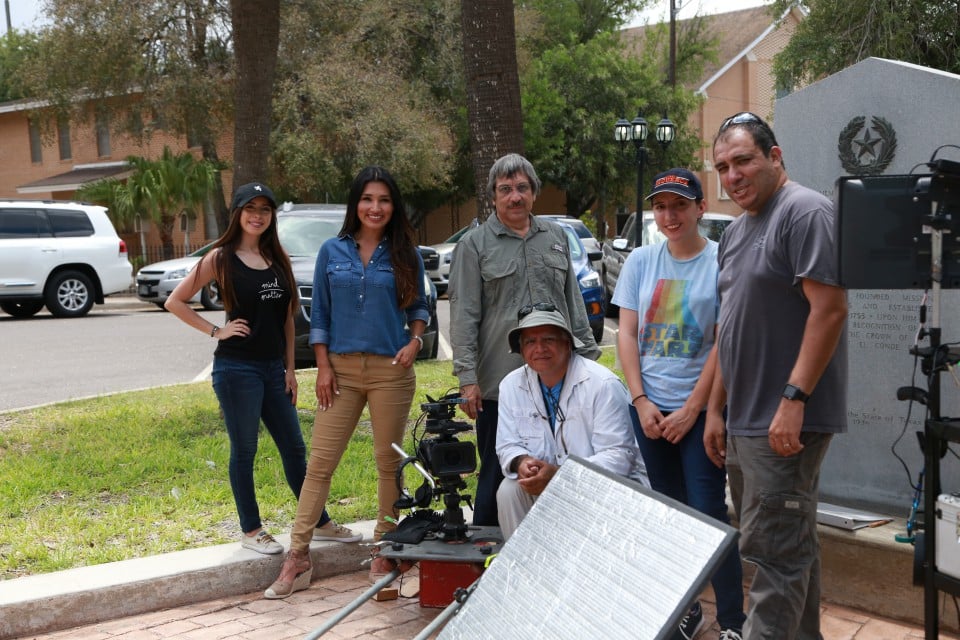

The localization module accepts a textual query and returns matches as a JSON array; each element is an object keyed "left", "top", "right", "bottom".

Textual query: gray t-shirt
[{"left": 717, "top": 181, "right": 848, "bottom": 436}]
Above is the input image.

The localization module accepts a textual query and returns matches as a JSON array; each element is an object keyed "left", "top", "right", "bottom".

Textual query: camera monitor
[{"left": 835, "top": 174, "right": 960, "bottom": 289}]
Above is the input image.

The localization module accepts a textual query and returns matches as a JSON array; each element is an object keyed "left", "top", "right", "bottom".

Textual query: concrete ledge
[
  {"left": 819, "top": 516, "right": 959, "bottom": 632},
  {"left": 0, "top": 522, "right": 376, "bottom": 640}
]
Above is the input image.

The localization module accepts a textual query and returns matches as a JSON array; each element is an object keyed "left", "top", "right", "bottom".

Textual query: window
[
  {"left": 57, "top": 116, "right": 72, "bottom": 160},
  {"left": 95, "top": 112, "right": 111, "bottom": 157},
  {"left": 0, "top": 209, "right": 50, "bottom": 238},
  {"left": 28, "top": 119, "right": 42, "bottom": 164},
  {"left": 47, "top": 209, "right": 95, "bottom": 237}
]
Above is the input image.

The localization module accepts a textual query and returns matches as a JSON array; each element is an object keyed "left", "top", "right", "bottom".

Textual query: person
[
  {"left": 448, "top": 153, "right": 601, "bottom": 527},
  {"left": 166, "top": 182, "right": 360, "bottom": 557},
  {"left": 495, "top": 306, "right": 644, "bottom": 539},
  {"left": 265, "top": 166, "right": 430, "bottom": 599},
  {"left": 705, "top": 112, "right": 848, "bottom": 640},
  {"left": 613, "top": 168, "right": 746, "bottom": 640}
]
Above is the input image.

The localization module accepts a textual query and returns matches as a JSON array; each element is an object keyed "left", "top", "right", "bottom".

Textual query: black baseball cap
[
  {"left": 231, "top": 182, "right": 277, "bottom": 210},
  {"left": 645, "top": 168, "right": 703, "bottom": 201}
]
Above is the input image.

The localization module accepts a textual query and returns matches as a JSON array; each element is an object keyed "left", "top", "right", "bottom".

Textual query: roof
[
  {"left": 17, "top": 162, "right": 132, "bottom": 194},
  {"left": 620, "top": 5, "right": 779, "bottom": 91}
]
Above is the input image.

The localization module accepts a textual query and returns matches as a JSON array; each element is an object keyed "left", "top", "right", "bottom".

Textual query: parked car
[
  {"left": 555, "top": 221, "right": 605, "bottom": 344},
  {"left": 135, "top": 242, "right": 223, "bottom": 310},
  {"left": 537, "top": 214, "right": 603, "bottom": 272},
  {"left": 0, "top": 199, "right": 132, "bottom": 318},
  {"left": 601, "top": 211, "right": 735, "bottom": 317},
  {"left": 276, "top": 203, "right": 439, "bottom": 366},
  {"left": 425, "top": 223, "right": 476, "bottom": 296}
]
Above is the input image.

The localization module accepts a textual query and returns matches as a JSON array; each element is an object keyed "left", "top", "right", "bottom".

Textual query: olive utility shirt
[{"left": 448, "top": 213, "right": 600, "bottom": 401}]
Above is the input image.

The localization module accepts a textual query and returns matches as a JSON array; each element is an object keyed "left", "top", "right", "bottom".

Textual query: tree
[
  {"left": 0, "top": 30, "right": 39, "bottom": 102},
  {"left": 460, "top": 0, "right": 526, "bottom": 220},
  {"left": 269, "top": 0, "right": 461, "bottom": 216},
  {"left": 231, "top": 0, "right": 279, "bottom": 191},
  {"left": 519, "top": 1, "right": 714, "bottom": 224},
  {"left": 20, "top": 0, "right": 234, "bottom": 234},
  {"left": 78, "top": 147, "right": 221, "bottom": 260},
  {"left": 771, "top": 0, "right": 960, "bottom": 91}
]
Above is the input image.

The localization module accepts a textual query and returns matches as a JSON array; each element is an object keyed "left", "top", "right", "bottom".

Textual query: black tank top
[{"left": 214, "top": 254, "right": 291, "bottom": 361}]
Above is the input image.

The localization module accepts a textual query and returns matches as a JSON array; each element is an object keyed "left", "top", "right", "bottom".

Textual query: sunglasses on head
[
  {"left": 718, "top": 111, "right": 779, "bottom": 146},
  {"left": 518, "top": 302, "right": 557, "bottom": 320}
]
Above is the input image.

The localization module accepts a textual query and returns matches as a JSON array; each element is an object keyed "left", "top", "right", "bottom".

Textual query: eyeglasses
[
  {"left": 496, "top": 182, "right": 532, "bottom": 197},
  {"left": 518, "top": 302, "right": 557, "bottom": 319},
  {"left": 719, "top": 111, "right": 777, "bottom": 137}
]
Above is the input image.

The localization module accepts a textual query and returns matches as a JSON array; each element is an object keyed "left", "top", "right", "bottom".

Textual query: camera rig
[{"left": 389, "top": 392, "right": 477, "bottom": 542}]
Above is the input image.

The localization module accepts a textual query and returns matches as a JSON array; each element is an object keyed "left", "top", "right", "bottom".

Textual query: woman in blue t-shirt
[
  {"left": 266, "top": 167, "right": 429, "bottom": 599},
  {"left": 612, "top": 168, "right": 746, "bottom": 639},
  {"left": 167, "top": 182, "right": 359, "bottom": 559}
]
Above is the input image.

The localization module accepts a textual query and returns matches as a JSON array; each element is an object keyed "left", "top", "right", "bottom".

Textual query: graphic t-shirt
[
  {"left": 215, "top": 254, "right": 291, "bottom": 361},
  {"left": 612, "top": 240, "right": 718, "bottom": 410}
]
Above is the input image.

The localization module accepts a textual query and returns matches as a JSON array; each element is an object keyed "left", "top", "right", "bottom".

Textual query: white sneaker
[
  {"left": 312, "top": 520, "right": 362, "bottom": 543},
  {"left": 241, "top": 530, "right": 283, "bottom": 555}
]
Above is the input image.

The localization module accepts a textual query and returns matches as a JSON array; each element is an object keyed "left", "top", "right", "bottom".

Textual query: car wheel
[
  {"left": 428, "top": 311, "right": 440, "bottom": 359},
  {"left": 592, "top": 322, "right": 605, "bottom": 345},
  {"left": 0, "top": 300, "right": 45, "bottom": 318},
  {"left": 201, "top": 281, "right": 224, "bottom": 310},
  {"left": 45, "top": 270, "right": 95, "bottom": 318}
]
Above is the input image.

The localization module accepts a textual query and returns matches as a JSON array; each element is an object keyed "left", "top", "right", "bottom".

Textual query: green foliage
[
  {"left": 78, "top": 147, "right": 222, "bottom": 259},
  {"left": 520, "top": 5, "right": 712, "bottom": 217},
  {"left": 772, "top": 0, "right": 960, "bottom": 90},
  {"left": 0, "top": 30, "right": 40, "bottom": 102},
  {"left": 517, "top": 0, "right": 646, "bottom": 51},
  {"left": 0, "top": 361, "right": 464, "bottom": 578},
  {"left": 269, "top": 0, "right": 465, "bottom": 209}
]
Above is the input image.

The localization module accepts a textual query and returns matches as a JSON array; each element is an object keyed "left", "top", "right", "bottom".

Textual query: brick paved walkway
[{"left": 22, "top": 565, "right": 956, "bottom": 640}]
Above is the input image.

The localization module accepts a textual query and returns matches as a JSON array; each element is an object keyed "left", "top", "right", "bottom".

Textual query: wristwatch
[{"left": 782, "top": 383, "right": 810, "bottom": 403}]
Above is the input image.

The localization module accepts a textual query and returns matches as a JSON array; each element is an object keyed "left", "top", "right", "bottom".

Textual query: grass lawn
[{"left": 0, "top": 349, "right": 619, "bottom": 578}]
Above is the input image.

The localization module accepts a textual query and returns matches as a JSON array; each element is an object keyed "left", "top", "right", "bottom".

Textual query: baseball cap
[
  {"left": 645, "top": 168, "right": 703, "bottom": 201},
  {"left": 508, "top": 308, "right": 585, "bottom": 353},
  {"left": 231, "top": 182, "right": 277, "bottom": 210}
]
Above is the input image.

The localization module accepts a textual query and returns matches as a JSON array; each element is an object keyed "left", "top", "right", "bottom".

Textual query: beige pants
[{"left": 290, "top": 352, "right": 415, "bottom": 550}]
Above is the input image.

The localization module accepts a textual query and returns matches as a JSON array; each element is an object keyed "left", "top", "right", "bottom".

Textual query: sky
[
  {"left": 629, "top": 0, "right": 773, "bottom": 26},
  {"left": 2, "top": 0, "right": 46, "bottom": 33}
]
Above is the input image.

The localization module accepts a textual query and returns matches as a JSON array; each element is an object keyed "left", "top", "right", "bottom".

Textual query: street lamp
[{"left": 614, "top": 112, "right": 676, "bottom": 246}]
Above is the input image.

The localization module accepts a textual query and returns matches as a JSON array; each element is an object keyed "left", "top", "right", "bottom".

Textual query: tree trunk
[
  {"left": 460, "top": 0, "right": 525, "bottom": 222},
  {"left": 230, "top": 0, "right": 281, "bottom": 189}
]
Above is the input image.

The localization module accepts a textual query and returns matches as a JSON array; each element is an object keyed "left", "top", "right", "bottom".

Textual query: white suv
[{"left": 0, "top": 200, "right": 133, "bottom": 318}]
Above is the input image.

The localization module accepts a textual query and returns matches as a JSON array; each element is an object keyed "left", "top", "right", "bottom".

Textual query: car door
[{"left": 0, "top": 208, "right": 60, "bottom": 296}]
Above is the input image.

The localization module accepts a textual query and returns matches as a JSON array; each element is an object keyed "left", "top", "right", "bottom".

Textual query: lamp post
[{"left": 614, "top": 112, "right": 676, "bottom": 246}]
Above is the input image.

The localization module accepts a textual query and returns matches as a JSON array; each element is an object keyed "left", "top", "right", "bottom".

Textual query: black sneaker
[{"left": 673, "top": 601, "right": 705, "bottom": 640}]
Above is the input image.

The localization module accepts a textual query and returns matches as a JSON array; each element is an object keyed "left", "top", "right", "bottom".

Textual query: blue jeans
[
  {"left": 631, "top": 407, "right": 746, "bottom": 631},
  {"left": 211, "top": 356, "right": 330, "bottom": 534},
  {"left": 472, "top": 399, "right": 503, "bottom": 527}
]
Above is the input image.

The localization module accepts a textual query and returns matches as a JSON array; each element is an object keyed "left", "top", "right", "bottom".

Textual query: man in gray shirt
[
  {"left": 705, "top": 113, "right": 848, "bottom": 640},
  {"left": 448, "top": 153, "right": 600, "bottom": 527}
]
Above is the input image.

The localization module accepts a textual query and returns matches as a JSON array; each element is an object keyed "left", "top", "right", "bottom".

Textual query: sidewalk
[{"left": 5, "top": 519, "right": 955, "bottom": 640}]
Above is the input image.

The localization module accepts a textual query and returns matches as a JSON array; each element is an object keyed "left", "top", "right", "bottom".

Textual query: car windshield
[
  {"left": 444, "top": 226, "right": 471, "bottom": 244},
  {"left": 277, "top": 216, "right": 344, "bottom": 257},
  {"left": 560, "top": 225, "right": 584, "bottom": 261}
]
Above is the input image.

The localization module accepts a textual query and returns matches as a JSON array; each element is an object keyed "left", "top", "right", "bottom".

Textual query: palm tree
[{"left": 79, "top": 147, "right": 221, "bottom": 260}]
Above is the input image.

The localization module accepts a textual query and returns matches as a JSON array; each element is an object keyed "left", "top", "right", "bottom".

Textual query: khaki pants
[{"left": 291, "top": 352, "right": 415, "bottom": 550}]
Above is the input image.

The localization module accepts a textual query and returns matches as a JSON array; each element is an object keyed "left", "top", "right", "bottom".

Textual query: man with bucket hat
[{"left": 495, "top": 304, "right": 646, "bottom": 539}]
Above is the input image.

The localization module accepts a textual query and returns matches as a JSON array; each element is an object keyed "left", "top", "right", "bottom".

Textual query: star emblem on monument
[{"left": 853, "top": 128, "right": 882, "bottom": 161}]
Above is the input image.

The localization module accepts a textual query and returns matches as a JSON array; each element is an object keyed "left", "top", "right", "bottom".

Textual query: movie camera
[{"left": 390, "top": 392, "right": 477, "bottom": 542}]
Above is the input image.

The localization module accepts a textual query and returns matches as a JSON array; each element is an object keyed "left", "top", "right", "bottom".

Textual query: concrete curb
[{"left": 0, "top": 522, "right": 377, "bottom": 640}]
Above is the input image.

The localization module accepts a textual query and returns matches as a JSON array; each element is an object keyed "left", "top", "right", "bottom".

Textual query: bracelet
[
  {"left": 210, "top": 325, "right": 220, "bottom": 337},
  {"left": 412, "top": 335, "right": 424, "bottom": 349},
  {"left": 631, "top": 393, "right": 647, "bottom": 404}
]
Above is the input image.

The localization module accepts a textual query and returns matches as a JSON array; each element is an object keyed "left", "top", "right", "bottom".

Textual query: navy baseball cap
[
  {"left": 645, "top": 168, "right": 703, "bottom": 201},
  {"left": 231, "top": 182, "right": 277, "bottom": 210}
]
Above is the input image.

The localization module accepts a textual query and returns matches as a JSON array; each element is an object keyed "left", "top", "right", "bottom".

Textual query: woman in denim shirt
[{"left": 266, "top": 166, "right": 429, "bottom": 598}]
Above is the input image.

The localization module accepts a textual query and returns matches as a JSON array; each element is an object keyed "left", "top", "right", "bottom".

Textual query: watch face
[{"left": 783, "top": 384, "right": 809, "bottom": 402}]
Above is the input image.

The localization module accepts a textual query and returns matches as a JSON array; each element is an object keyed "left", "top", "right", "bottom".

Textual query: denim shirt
[{"left": 309, "top": 234, "right": 430, "bottom": 357}]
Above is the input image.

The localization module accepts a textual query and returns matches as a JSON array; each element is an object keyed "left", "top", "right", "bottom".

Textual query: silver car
[{"left": 135, "top": 243, "right": 223, "bottom": 310}]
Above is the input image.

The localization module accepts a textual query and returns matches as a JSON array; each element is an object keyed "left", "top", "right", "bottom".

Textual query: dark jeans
[
  {"left": 472, "top": 399, "right": 503, "bottom": 527},
  {"left": 631, "top": 407, "right": 747, "bottom": 631},
  {"left": 211, "top": 356, "right": 330, "bottom": 534}
]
